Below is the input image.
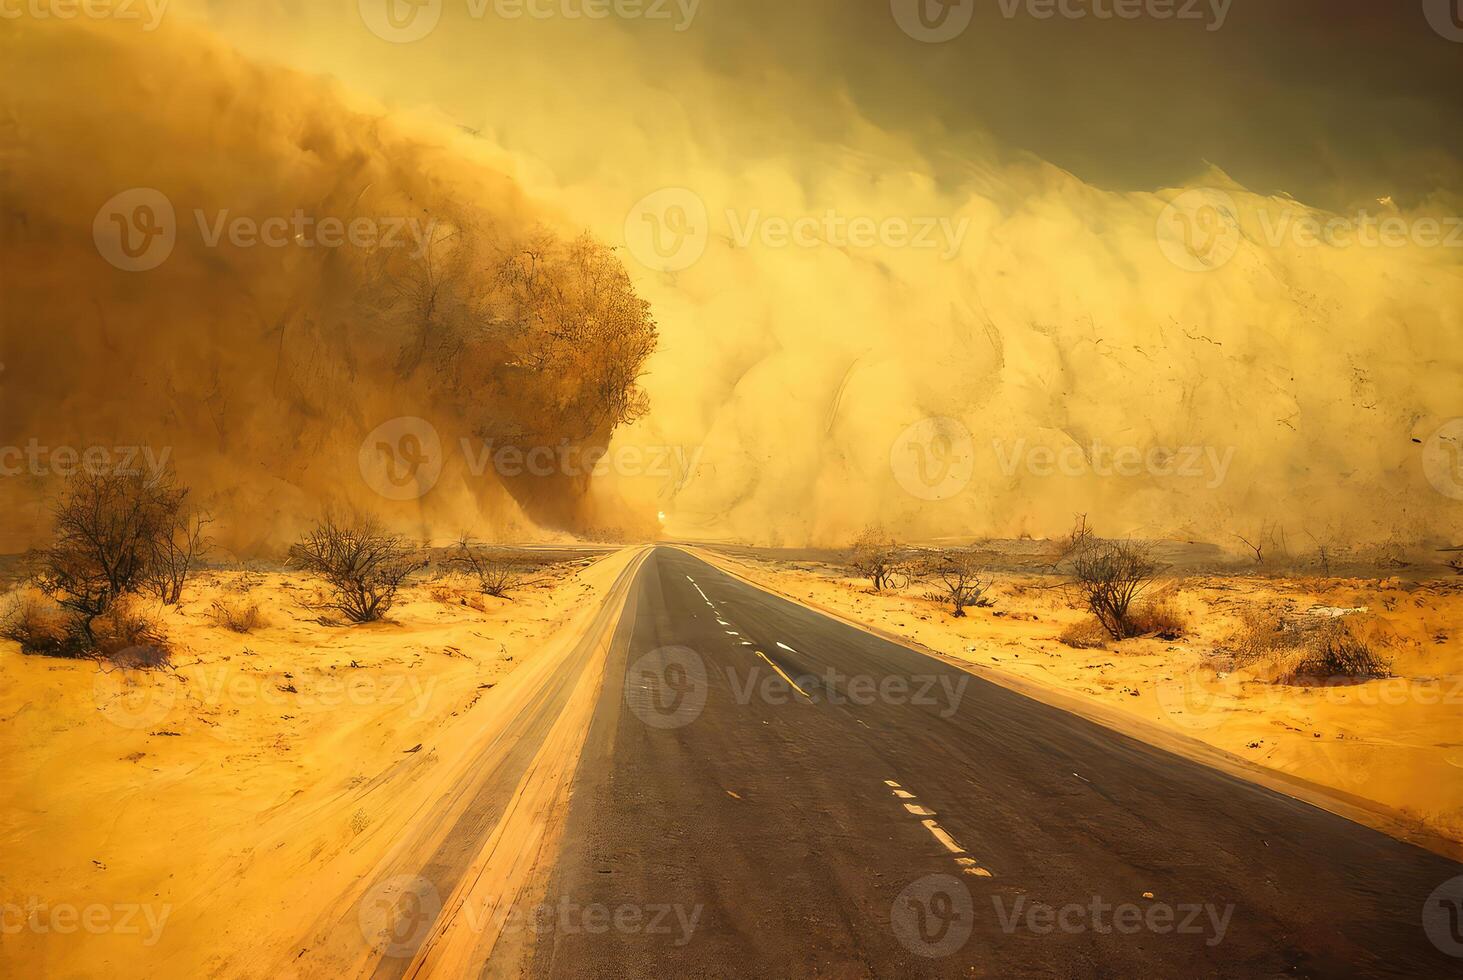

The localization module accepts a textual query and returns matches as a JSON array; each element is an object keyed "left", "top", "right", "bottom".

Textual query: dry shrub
[
  {"left": 1229, "top": 607, "right": 1312, "bottom": 665},
  {"left": 1128, "top": 594, "right": 1187, "bottom": 640},
  {"left": 33, "top": 471, "right": 186, "bottom": 641},
  {"left": 450, "top": 538, "right": 524, "bottom": 599},
  {"left": 289, "top": 514, "right": 425, "bottom": 623},
  {"left": 1071, "top": 539, "right": 1163, "bottom": 639},
  {"left": 1228, "top": 608, "right": 1390, "bottom": 682},
  {"left": 233, "top": 571, "right": 268, "bottom": 593},
  {"left": 89, "top": 599, "right": 171, "bottom": 666},
  {"left": 1, "top": 590, "right": 76, "bottom": 657},
  {"left": 209, "top": 599, "right": 265, "bottom": 633},
  {"left": 428, "top": 576, "right": 487, "bottom": 611},
  {"left": 928, "top": 551, "right": 994, "bottom": 617},
  {"left": 849, "top": 525, "right": 907, "bottom": 592},
  {"left": 1287, "top": 619, "right": 1391, "bottom": 682},
  {"left": 1059, "top": 618, "right": 1109, "bottom": 649}
]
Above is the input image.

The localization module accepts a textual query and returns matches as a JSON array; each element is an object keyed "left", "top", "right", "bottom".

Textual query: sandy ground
[
  {"left": 693, "top": 549, "right": 1463, "bottom": 852},
  {"left": 0, "top": 552, "right": 630, "bottom": 978}
]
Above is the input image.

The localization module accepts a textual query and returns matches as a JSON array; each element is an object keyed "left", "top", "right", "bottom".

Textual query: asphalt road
[{"left": 523, "top": 547, "right": 1463, "bottom": 978}]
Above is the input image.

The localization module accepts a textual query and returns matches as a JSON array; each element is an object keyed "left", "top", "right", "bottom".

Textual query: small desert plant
[
  {"left": 930, "top": 551, "right": 993, "bottom": 617},
  {"left": 288, "top": 514, "right": 424, "bottom": 623},
  {"left": 1071, "top": 539, "right": 1163, "bottom": 640},
  {"left": 1058, "top": 618, "right": 1109, "bottom": 649},
  {"left": 209, "top": 599, "right": 265, "bottom": 633},
  {"left": 146, "top": 508, "right": 212, "bottom": 605},
  {"left": 450, "top": 537, "right": 524, "bottom": 599},
  {"left": 1288, "top": 620, "right": 1390, "bottom": 681},
  {"left": 0, "top": 590, "right": 77, "bottom": 657},
  {"left": 32, "top": 471, "right": 187, "bottom": 643},
  {"left": 1230, "top": 607, "right": 1296, "bottom": 664},
  {"left": 1048, "top": 514, "right": 1094, "bottom": 572},
  {"left": 849, "top": 525, "right": 907, "bottom": 592},
  {"left": 89, "top": 598, "right": 171, "bottom": 666},
  {"left": 1235, "top": 521, "right": 1288, "bottom": 567},
  {"left": 1128, "top": 594, "right": 1187, "bottom": 640}
]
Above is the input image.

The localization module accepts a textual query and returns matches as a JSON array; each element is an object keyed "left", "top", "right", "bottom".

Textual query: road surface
[{"left": 514, "top": 547, "right": 1462, "bottom": 977}]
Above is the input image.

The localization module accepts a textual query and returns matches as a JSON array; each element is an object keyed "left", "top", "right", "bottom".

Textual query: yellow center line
[{"left": 755, "top": 650, "right": 810, "bottom": 699}]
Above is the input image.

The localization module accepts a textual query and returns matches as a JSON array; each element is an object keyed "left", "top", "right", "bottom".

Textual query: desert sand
[{"left": 0, "top": 550, "right": 637, "bottom": 977}]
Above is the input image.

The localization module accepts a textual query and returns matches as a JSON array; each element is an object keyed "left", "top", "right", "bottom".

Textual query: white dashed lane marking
[{"left": 885, "top": 780, "right": 994, "bottom": 878}]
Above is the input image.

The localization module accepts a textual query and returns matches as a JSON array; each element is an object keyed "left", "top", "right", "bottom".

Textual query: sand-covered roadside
[
  {"left": 0, "top": 549, "right": 633, "bottom": 978},
  {"left": 692, "top": 548, "right": 1463, "bottom": 854}
]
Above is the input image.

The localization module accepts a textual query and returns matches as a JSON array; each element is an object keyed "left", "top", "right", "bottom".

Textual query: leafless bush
[
  {"left": 1448, "top": 557, "right": 1463, "bottom": 577},
  {"left": 929, "top": 551, "right": 993, "bottom": 617},
  {"left": 0, "top": 590, "right": 76, "bottom": 657},
  {"left": 1058, "top": 619, "right": 1109, "bottom": 649},
  {"left": 146, "top": 509, "right": 212, "bottom": 605},
  {"left": 1071, "top": 539, "right": 1163, "bottom": 640},
  {"left": 209, "top": 599, "right": 265, "bottom": 633},
  {"left": 450, "top": 537, "right": 525, "bottom": 599},
  {"left": 1236, "top": 521, "right": 1288, "bottom": 567},
  {"left": 849, "top": 526, "right": 907, "bottom": 592},
  {"left": 288, "top": 515, "right": 424, "bottom": 623},
  {"left": 1304, "top": 528, "right": 1349, "bottom": 577},
  {"left": 1228, "top": 609, "right": 1390, "bottom": 681},
  {"left": 1229, "top": 607, "right": 1312, "bottom": 665},
  {"left": 89, "top": 598, "right": 171, "bottom": 666},
  {"left": 32, "top": 471, "right": 186, "bottom": 644},
  {"left": 1288, "top": 620, "right": 1391, "bottom": 681},
  {"left": 1048, "top": 514, "right": 1094, "bottom": 571},
  {"left": 1128, "top": 594, "right": 1187, "bottom": 640}
]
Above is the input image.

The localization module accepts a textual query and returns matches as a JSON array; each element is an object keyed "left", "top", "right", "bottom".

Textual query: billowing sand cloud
[
  {"left": 0, "top": 14, "right": 657, "bottom": 553},
  {"left": 4, "top": 3, "right": 1461, "bottom": 552}
]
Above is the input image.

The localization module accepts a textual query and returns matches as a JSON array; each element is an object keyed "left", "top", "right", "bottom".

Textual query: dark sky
[{"left": 639, "top": 0, "right": 1463, "bottom": 209}]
